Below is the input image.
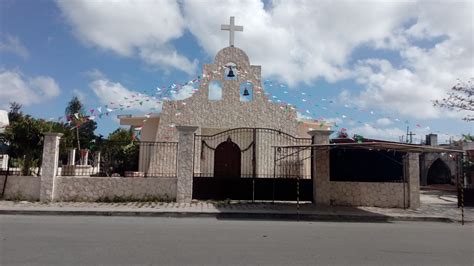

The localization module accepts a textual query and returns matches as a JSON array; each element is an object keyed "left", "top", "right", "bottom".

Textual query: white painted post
[
  {"left": 308, "top": 130, "right": 333, "bottom": 206},
  {"left": 67, "top": 148, "right": 76, "bottom": 165},
  {"left": 94, "top": 151, "right": 101, "bottom": 174},
  {"left": 176, "top": 126, "right": 198, "bottom": 203},
  {"left": 81, "top": 149, "right": 89, "bottom": 165},
  {"left": 40, "top": 132, "right": 63, "bottom": 202}
]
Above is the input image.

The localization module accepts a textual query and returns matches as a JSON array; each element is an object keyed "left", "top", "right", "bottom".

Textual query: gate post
[
  {"left": 404, "top": 152, "right": 420, "bottom": 209},
  {"left": 308, "top": 129, "right": 333, "bottom": 205},
  {"left": 40, "top": 132, "right": 63, "bottom": 202},
  {"left": 176, "top": 126, "right": 198, "bottom": 203}
]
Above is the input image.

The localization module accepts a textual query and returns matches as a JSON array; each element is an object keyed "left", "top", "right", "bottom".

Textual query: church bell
[
  {"left": 243, "top": 88, "right": 250, "bottom": 96},
  {"left": 227, "top": 66, "right": 235, "bottom": 78}
]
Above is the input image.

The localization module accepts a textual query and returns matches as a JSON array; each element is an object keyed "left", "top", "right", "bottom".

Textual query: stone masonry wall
[
  {"left": 330, "top": 182, "right": 408, "bottom": 208},
  {"left": 154, "top": 46, "right": 300, "bottom": 142},
  {"left": 0, "top": 176, "right": 41, "bottom": 201},
  {"left": 54, "top": 177, "right": 176, "bottom": 202}
]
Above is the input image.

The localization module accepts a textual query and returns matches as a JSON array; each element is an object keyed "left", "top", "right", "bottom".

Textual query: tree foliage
[
  {"left": 434, "top": 79, "right": 473, "bottom": 121},
  {"left": 0, "top": 103, "right": 69, "bottom": 175},
  {"left": 107, "top": 128, "right": 133, "bottom": 142},
  {"left": 336, "top": 129, "right": 349, "bottom": 139}
]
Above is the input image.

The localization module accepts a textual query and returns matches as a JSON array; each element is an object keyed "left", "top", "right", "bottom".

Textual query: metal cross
[{"left": 221, "top": 16, "right": 243, "bottom": 47}]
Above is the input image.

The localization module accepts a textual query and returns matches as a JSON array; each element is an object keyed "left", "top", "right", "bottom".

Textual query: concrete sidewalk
[{"left": 0, "top": 195, "right": 472, "bottom": 223}]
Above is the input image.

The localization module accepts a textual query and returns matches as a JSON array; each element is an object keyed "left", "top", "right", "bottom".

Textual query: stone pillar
[
  {"left": 176, "top": 126, "right": 198, "bottom": 203},
  {"left": 40, "top": 132, "right": 63, "bottom": 202},
  {"left": 405, "top": 153, "right": 420, "bottom": 209},
  {"left": 308, "top": 130, "right": 333, "bottom": 205},
  {"left": 67, "top": 148, "right": 76, "bottom": 165}
]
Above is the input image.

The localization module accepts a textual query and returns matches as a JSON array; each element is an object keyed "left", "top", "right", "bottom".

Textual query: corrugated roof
[{"left": 275, "top": 141, "right": 463, "bottom": 153}]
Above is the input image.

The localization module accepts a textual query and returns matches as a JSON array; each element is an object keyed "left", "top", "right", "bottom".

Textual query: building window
[{"left": 208, "top": 80, "right": 222, "bottom": 100}]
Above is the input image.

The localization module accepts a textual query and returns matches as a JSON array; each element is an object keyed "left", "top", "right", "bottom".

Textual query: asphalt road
[{"left": 0, "top": 215, "right": 472, "bottom": 266}]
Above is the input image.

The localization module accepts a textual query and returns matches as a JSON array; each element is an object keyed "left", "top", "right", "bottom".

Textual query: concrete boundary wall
[
  {"left": 0, "top": 176, "right": 41, "bottom": 201},
  {"left": 54, "top": 177, "right": 177, "bottom": 202},
  {"left": 330, "top": 182, "right": 408, "bottom": 208}
]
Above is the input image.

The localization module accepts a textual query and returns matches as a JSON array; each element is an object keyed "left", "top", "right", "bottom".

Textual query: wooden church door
[{"left": 214, "top": 138, "right": 241, "bottom": 178}]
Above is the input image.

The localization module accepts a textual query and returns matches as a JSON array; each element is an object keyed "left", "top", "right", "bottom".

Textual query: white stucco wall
[
  {"left": 54, "top": 177, "right": 177, "bottom": 202},
  {"left": 0, "top": 176, "right": 41, "bottom": 201}
]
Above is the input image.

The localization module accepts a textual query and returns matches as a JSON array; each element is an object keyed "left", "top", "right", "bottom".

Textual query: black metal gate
[{"left": 192, "top": 128, "right": 313, "bottom": 201}]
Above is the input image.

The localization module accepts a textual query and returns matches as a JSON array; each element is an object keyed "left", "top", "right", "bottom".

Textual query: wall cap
[
  {"left": 43, "top": 132, "right": 64, "bottom": 137},
  {"left": 175, "top": 125, "right": 199, "bottom": 133}
]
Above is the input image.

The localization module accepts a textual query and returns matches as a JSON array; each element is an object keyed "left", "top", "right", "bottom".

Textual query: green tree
[
  {"left": 0, "top": 103, "right": 49, "bottom": 175},
  {"left": 108, "top": 128, "right": 133, "bottom": 142}
]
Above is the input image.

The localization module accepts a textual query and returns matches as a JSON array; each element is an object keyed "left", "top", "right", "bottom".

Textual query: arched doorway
[
  {"left": 427, "top": 159, "right": 452, "bottom": 184},
  {"left": 214, "top": 137, "right": 241, "bottom": 178}
]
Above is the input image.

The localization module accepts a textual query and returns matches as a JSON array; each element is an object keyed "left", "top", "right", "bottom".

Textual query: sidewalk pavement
[{"left": 0, "top": 190, "right": 472, "bottom": 223}]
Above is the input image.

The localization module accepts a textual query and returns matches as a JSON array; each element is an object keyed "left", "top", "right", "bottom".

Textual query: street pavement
[{"left": 1, "top": 215, "right": 472, "bottom": 266}]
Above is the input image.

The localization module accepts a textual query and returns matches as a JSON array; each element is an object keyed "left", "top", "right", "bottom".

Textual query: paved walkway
[{"left": 0, "top": 190, "right": 472, "bottom": 223}]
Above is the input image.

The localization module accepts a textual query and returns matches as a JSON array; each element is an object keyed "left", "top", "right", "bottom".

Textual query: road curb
[{"left": 0, "top": 209, "right": 469, "bottom": 224}]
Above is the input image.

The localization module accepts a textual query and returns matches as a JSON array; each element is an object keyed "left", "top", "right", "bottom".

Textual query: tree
[
  {"left": 8, "top": 102, "right": 23, "bottom": 122},
  {"left": 65, "top": 96, "right": 97, "bottom": 153},
  {"left": 434, "top": 79, "right": 473, "bottom": 121},
  {"left": 108, "top": 128, "right": 133, "bottom": 142},
  {"left": 0, "top": 104, "right": 49, "bottom": 175},
  {"left": 336, "top": 128, "right": 349, "bottom": 139}
]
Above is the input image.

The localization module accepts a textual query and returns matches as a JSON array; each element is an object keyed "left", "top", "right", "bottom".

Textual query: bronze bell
[
  {"left": 243, "top": 88, "right": 250, "bottom": 96},
  {"left": 227, "top": 67, "right": 235, "bottom": 78}
]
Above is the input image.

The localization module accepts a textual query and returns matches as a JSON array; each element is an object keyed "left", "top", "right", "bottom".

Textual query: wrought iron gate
[{"left": 192, "top": 128, "right": 312, "bottom": 201}]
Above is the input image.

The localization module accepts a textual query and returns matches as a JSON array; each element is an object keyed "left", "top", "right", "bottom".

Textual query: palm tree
[{"left": 65, "top": 97, "right": 83, "bottom": 154}]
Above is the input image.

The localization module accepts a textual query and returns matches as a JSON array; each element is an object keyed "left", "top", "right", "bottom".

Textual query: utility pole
[{"left": 405, "top": 126, "right": 416, "bottom": 144}]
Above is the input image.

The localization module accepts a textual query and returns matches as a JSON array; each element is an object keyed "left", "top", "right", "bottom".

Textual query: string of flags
[{"left": 40, "top": 70, "right": 461, "bottom": 142}]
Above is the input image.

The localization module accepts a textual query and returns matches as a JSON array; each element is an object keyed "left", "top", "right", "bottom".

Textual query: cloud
[
  {"left": 72, "top": 89, "right": 86, "bottom": 102},
  {"left": 84, "top": 68, "right": 106, "bottom": 80},
  {"left": 58, "top": 0, "right": 472, "bottom": 121},
  {"left": 347, "top": 123, "right": 460, "bottom": 144},
  {"left": 183, "top": 0, "right": 416, "bottom": 85},
  {"left": 0, "top": 70, "right": 60, "bottom": 108},
  {"left": 56, "top": 0, "right": 196, "bottom": 74},
  {"left": 0, "top": 35, "right": 29, "bottom": 59},
  {"left": 171, "top": 84, "right": 195, "bottom": 100},
  {"left": 325, "top": 117, "right": 343, "bottom": 125},
  {"left": 340, "top": 1, "right": 473, "bottom": 120},
  {"left": 90, "top": 78, "right": 159, "bottom": 113},
  {"left": 349, "top": 124, "right": 406, "bottom": 142},
  {"left": 184, "top": 0, "right": 472, "bottom": 120},
  {"left": 376, "top": 118, "right": 393, "bottom": 126}
]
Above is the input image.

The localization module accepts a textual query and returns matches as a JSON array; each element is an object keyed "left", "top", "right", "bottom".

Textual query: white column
[
  {"left": 308, "top": 130, "right": 333, "bottom": 205},
  {"left": 40, "top": 132, "right": 63, "bottom": 202},
  {"left": 176, "top": 126, "right": 198, "bottom": 203},
  {"left": 94, "top": 151, "right": 101, "bottom": 173},
  {"left": 80, "top": 149, "right": 89, "bottom": 165},
  {"left": 67, "top": 148, "right": 76, "bottom": 165}
]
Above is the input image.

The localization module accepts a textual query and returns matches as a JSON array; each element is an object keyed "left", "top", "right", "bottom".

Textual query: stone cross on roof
[{"left": 221, "top": 16, "right": 243, "bottom": 47}]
